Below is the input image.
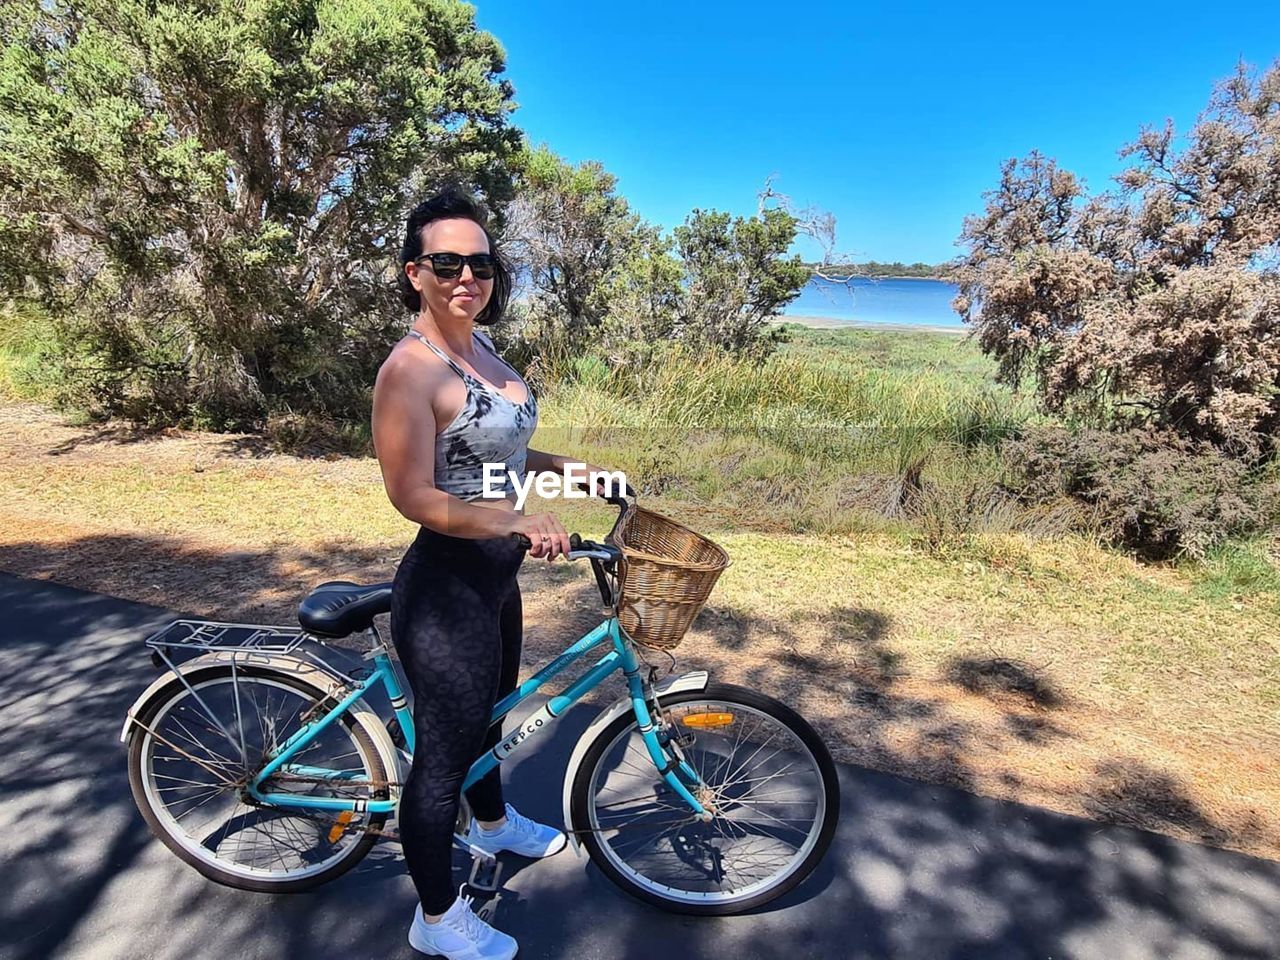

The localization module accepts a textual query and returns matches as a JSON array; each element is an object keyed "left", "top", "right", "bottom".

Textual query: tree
[
  {"left": 595, "top": 220, "right": 684, "bottom": 351},
  {"left": 502, "top": 145, "right": 670, "bottom": 355},
  {"left": 757, "top": 175, "right": 854, "bottom": 283},
  {"left": 953, "top": 61, "right": 1280, "bottom": 453},
  {"left": 674, "top": 206, "right": 810, "bottom": 356},
  {"left": 0, "top": 0, "right": 520, "bottom": 427},
  {"left": 506, "top": 149, "right": 810, "bottom": 362}
]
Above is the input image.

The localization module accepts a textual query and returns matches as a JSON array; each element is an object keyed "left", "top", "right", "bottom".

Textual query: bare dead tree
[{"left": 757, "top": 174, "right": 856, "bottom": 283}]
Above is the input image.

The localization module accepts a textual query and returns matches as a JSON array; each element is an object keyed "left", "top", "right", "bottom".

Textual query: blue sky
[{"left": 472, "top": 1, "right": 1279, "bottom": 264}]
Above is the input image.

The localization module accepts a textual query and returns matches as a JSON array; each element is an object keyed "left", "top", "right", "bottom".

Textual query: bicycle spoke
[
  {"left": 718, "top": 812, "right": 808, "bottom": 846},
  {"left": 168, "top": 715, "right": 240, "bottom": 770},
  {"left": 595, "top": 793, "right": 687, "bottom": 812},
  {"left": 140, "top": 673, "right": 381, "bottom": 882},
  {"left": 702, "top": 710, "right": 754, "bottom": 787},
  {"left": 724, "top": 811, "right": 810, "bottom": 837},
  {"left": 153, "top": 771, "right": 226, "bottom": 788},
  {"left": 713, "top": 729, "right": 783, "bottom": 794},
  {"left": 585, "top": 696, "right": 830, "bottom": 908},
  {"left": 606, "top": 818, "right": 690, "bottom": 855},
  {"left": 172, "top": 787, "right": 232, "bottom": 824},
  {"left": 719, "top": 760, "right": 804, "bottom": 797},
  {"left": 597, "top": 804, "right": 691, "bottom": 827}
]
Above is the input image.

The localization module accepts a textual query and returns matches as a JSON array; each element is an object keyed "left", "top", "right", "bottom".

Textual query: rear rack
[{"left": 144, "top": 619, "right": 309, "bottom": 657}]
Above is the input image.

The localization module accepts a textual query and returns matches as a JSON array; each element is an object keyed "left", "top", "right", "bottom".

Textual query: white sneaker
[
  {"left": 466, "top": 802, "right": 568, "bottom": 858},
  {"left": 407, "top": 890, "right": 517, "bottom": 960}
]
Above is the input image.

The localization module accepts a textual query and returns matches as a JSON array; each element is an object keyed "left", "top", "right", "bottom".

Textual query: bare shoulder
[{"left": 376, "top": 336, "right": 447, "bottom": 396}]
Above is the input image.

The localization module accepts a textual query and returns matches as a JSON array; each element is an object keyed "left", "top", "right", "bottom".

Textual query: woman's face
[{"left": 406, "top": 217, "right": 493, "bottom": 324}]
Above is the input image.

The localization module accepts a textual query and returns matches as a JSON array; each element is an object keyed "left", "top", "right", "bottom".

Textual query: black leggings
[{"left": 389, "top": 525, "right": 525, "bottom": 916}]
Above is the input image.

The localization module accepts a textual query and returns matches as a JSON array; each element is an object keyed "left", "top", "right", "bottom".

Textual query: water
[{"left": 783, "top": 276, "right": 964, "bottom": 330}]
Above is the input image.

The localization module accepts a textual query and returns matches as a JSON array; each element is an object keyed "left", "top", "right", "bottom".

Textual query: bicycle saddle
[{"left": 297, "top": 580, "right": 394, "bottom": 639}]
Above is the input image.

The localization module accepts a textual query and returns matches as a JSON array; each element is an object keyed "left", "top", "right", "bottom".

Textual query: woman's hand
[
  {"left": 509, "top": 511, "right": 572, "bottom": 561},
  {"left": 581, "top": 463, "right": 623, "bottom": 499}
]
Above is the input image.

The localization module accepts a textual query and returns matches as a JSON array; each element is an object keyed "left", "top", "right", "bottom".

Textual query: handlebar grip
[{"left": 514, "top": 532, "right": 587, "bottom": 553}]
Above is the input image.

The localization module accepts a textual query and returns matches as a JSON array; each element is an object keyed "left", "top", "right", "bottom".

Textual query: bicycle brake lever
[{"left": 566, "top": 548, "right": 615, "bottom": 561}]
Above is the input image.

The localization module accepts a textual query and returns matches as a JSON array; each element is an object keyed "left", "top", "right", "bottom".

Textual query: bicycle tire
[
  {"left": 569, "top": 682, "right": 839, "bottom": 915},
  {"left": 126, "top": 665, "right": 389, "bottom": 893}
]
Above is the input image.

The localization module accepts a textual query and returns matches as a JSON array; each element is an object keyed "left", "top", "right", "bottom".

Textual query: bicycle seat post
[{"left": 362, "top": 621, "right": 390, "bottom": 660}]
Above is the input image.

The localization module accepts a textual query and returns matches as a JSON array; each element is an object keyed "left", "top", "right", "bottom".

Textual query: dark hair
[{"left": 397, "top": 186, "right": 511, "bottom": 325}]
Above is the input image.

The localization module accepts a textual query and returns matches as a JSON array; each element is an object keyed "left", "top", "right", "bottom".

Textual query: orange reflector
[
  {"left": 328, "top": 810, "right": 355, "bottom": 843},
  {"left": 681, "top": 712, "right": 735, "bottom": 729}
]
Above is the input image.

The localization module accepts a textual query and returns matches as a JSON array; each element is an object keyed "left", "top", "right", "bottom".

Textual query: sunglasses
[{"left": 414, "top": 252, "right": 497, "bottom": 281}]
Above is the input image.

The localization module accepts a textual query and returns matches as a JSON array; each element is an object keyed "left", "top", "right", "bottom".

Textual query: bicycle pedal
[{"left": 467, "top": 855, "right": 502, "bottom": 893}]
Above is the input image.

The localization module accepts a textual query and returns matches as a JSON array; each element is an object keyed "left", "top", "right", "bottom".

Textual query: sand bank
[{"left": 775, "top": 314, "right": 967, "bottom": 335}]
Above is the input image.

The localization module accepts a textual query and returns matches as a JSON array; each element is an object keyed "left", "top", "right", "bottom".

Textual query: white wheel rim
[
  {"left": 138, "top": 675, "right": 378, "bottom": 882},
  {"left": 586, "top": 699, "right": 827, "bottom": 905}
]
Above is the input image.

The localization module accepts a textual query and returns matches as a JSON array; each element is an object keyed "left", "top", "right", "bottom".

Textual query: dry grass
[{"left": 3, "top": 401, "right": 1278, "bottom": 860}]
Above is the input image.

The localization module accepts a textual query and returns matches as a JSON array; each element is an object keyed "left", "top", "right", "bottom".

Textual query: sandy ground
[{"left": 775, "top": 314, "right": 967, "bottom": 334}]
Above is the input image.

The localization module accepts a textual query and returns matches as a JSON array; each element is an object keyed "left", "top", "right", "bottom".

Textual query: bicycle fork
[{"left": 625, "top": 664, "right": 714, "bottom": 821}]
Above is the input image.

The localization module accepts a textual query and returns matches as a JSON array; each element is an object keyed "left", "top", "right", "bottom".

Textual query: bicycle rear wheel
[
  {"left": 126, "top": 665, "right": 389, "bottom": 892},
  {"left": 569, "top": 682, "right": 839, "bottom": 915}
]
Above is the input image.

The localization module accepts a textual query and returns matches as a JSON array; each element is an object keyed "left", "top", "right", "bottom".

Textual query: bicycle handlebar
[
  {"left": 576, "top": 480, "right": 636, "bottom": 505},
  {"left": 509, "top": 481, "right": 633, "bottom": 561},
  {"left": 510, "top": 531, "right": 622, "bottom": 562}
]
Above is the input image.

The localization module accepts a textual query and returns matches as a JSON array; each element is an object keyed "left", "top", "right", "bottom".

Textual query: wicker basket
[{"left": 607, "top": 505, "right": 730, "bottom": 650}]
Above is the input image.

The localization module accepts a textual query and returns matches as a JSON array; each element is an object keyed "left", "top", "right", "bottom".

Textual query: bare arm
[
  {"left": 372, "top": 350, "right": 516, "bottom": 539},
  {"left": 526, "top": 448, "right": 615, "bottom": 493},
  {"left": 372, "top": 348, "right": 572, "bottom": 557}
]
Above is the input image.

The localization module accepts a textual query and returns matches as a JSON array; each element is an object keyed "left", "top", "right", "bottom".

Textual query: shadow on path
[{"left": 3, "top": 565, "right": 1280, "bottom": 959}]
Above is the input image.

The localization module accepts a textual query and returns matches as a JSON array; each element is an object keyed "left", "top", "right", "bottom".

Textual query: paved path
[{"left": 2, "top": 572, "right": 1278, "bottom": 960}]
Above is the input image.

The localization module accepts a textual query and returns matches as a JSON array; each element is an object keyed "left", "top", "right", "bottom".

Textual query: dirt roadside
[{"left": 3, "top": 402, "right": 1277, "bottom": 861}]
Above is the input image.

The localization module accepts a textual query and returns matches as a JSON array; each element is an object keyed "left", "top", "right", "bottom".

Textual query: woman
[{"left": 373, "top": 187, "right": 610, "bottom": 959}]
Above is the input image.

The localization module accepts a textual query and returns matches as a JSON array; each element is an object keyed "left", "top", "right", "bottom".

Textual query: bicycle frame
[{"left": 247, "top": 617, "right": 709, "bottom": 820}]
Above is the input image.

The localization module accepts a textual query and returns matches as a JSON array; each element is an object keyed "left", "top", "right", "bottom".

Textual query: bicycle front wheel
[
  {"left": 569, "top": 682, "right": 839, "bottom": 915},
  {"left": 126, "top": 665, "right": 389, "bottom": 893}
]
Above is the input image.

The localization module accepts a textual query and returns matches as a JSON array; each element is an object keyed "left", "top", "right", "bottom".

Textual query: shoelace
[
  {"left": 502, "top": 803, "right": 537, "bottom": 837},
  {"left": 445, "top": 885, "right": 487, "bottom": 943}
]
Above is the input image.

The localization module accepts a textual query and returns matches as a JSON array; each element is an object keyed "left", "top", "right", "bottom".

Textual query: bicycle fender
[
  {"left": 119, "top": 651, "right": 403, "bottom": 796},
  {"left": 561, "top": 669, "right": 709, "bottom": 854}
]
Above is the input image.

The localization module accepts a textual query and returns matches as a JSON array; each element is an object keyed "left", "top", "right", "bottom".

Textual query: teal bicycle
[{"left": 121, "top": 494, "right": 839, "bottom": 915}]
